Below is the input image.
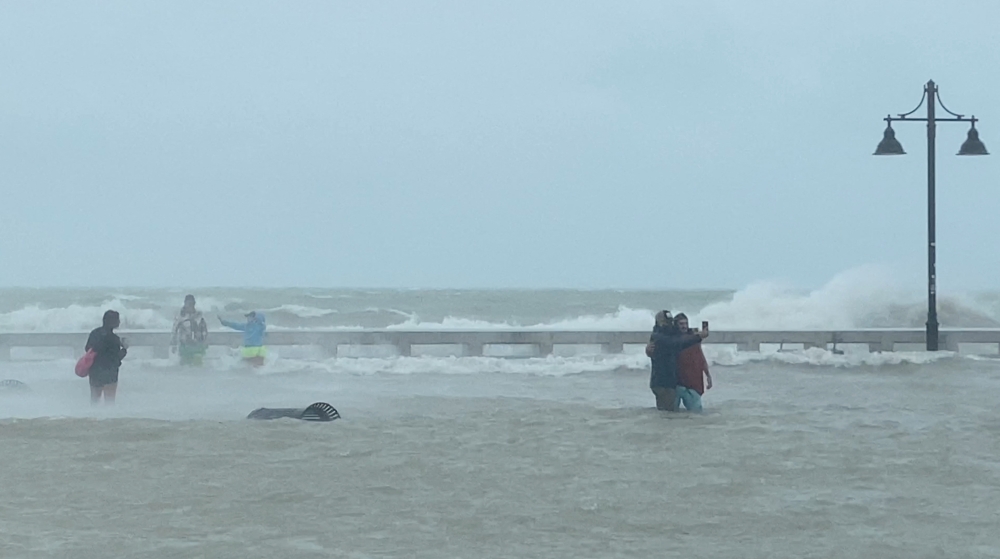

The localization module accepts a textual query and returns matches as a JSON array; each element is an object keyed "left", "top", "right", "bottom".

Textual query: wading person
[
  {"left": 673, "top": 313, "right": 713, "bottom": 412},
  {"left": 85, "top": 310, "right": 128, "bottom": 405},
  {"left": 171, "top": 294, "right": 209, "bottom": 366},
  {"left": 220, "top": 311, "right": 267, "bottom": 366},
  {"left": 645, "top": 311, "right": 707, "bottom": 411}
]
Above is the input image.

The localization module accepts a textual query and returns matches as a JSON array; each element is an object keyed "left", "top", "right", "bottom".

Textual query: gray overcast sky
[{"left": 1, "top": 0, "right": 998, "bottom": 289}]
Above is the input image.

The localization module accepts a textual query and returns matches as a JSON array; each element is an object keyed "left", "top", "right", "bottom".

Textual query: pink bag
[{"left": 75, "top": 350, "right": 96, "bottom": 378}]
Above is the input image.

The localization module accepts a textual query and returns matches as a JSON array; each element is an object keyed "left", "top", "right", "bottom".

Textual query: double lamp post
[{"left": 874, "top": 79, "right": 989, "bottom": 350}]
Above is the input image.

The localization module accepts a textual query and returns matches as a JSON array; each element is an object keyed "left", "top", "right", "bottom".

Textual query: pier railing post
[
  {"left": 879, "top": 336, "right": 895, "bottom": 353},
  {"left": 601, "top": 341, "right": 624, "bottom": 354}
]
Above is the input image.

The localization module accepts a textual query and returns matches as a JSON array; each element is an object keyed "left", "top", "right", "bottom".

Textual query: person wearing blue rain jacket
[{"left": 220, "top": 311, "right": 267, "bottom": 366}]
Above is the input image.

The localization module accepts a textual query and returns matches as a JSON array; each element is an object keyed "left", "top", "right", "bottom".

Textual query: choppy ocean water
[{"left": 2, "top": 277, "right": 1000, "bottom": 557}]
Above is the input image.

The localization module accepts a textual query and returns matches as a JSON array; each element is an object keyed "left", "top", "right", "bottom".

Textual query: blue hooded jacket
[{"left": 221, "top": 312, "right": 266, "bottom": 347}]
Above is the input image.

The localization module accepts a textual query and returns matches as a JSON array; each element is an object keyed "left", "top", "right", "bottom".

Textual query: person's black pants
[{"left": 651, "top": 386, "right": 677, "bottom": 411}]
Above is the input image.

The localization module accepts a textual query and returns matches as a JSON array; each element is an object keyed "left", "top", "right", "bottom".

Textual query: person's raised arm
[
  {"left": 649, "top": 332, "right": 704, "bottom": 351},
  {"left": 219, "top": 317, "right": 246, "bottom": 331}
]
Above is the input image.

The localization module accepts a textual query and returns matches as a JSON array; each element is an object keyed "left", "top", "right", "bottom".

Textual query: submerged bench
[{"left": 247, "top": 402, "right": 341, "bottom": 422}]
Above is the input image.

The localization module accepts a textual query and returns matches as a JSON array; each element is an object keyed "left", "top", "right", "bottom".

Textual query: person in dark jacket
[
  {"left": 85, "top": 310, "right": 128, "bottom": 405},
  {"left": 646, "top": 311, "right": 706, "bottom": 411}
]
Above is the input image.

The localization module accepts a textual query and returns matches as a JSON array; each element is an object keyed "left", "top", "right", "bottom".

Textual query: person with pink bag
[
  {"left": 75, "top": 349, "right": 96, "bottom": 377},
  {"left": 83, "top": 310, "right": 128, "bottom": 405}
]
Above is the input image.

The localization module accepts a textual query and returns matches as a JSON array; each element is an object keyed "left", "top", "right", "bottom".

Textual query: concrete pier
[{"left": 1, "top": 329, "right": 999, "bottom": 361}]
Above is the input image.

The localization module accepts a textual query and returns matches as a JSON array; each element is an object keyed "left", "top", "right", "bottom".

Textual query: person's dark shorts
[
  {"left": 651, "top": 386, "right": 678, "bottom": 411},
  {"left": 88, "top": 367, "right": 119, "bottom": 388}
]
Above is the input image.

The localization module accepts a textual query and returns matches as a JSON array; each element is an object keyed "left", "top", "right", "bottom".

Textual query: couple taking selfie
[{"left": 645, "top": 311, "right": 713, "bottom": 412}]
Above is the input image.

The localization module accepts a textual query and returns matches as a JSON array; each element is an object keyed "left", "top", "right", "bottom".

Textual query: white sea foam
[
  {"left": 264, "top": 304, "right": 339, "bottom": 318},
  {"left": 386, "top": 306, "right": 658, "bottom": 331},
  {"left": 699, "top": 265, "right": 998, "bottom": 330},
  {"left": 178, "top": 296, "right": 231, "bottom": 313},
  {"left": 1, "top": 267, "right": 997, "bottom": 340},
  {"left": 0, "top": 300, "right": 173, "bottom": 332}
]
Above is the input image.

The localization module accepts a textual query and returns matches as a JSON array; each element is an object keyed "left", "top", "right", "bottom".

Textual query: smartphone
[{"left": 702, "top": 321, "right": 709, "bottom": 331}]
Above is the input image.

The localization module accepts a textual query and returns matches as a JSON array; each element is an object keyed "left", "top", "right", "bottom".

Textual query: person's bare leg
[
  {"left": 90, "top": 386, "right": 103, "bottom": 405},
  {"left": 103, "top": 384, "right": 117, "bottom": 405}
]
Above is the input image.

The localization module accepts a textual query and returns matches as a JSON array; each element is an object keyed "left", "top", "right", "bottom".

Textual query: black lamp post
[{"left": 874, "top": 80, "right": 989, "bottom": 351}]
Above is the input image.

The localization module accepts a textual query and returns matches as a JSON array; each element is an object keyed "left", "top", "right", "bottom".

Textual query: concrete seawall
[{"left": 1, "top": 329, "right": 998, "bottom": 360}]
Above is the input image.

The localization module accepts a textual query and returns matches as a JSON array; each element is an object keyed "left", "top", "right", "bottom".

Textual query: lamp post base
[{"left": 926, "top": 319, "right": 939, "bottom": 351}]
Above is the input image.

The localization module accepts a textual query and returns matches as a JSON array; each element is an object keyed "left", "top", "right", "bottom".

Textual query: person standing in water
[
  {"left": 645, "top": 310, "right": 707, "bottom": 411},
  {"left": 85, "top": 310, "right": 128, "bottom": 405},
  {"left": 220, "top": 311, "right": 267, "bottom": 366},
  {"left": 171, "top": 294, "right": 208, "bottom": 366},
  {"left": 673, "top": 313, "right": 713, "bottom": 412}
]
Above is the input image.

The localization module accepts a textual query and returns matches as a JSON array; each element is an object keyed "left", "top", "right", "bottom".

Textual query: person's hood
[
  {"left": 246, "top": 311, "right": 265, "bottom": 324},
  {"left": 654, "top": 310, "right": 673, "bottom": 330}
]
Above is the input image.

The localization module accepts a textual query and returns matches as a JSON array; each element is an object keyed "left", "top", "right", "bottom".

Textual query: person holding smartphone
[
  {"left": 673, "top": 313, "right": 713, "bottom": 412},
  {"left": 646, "top": 311, "right": 707, "bottom": 411}
]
